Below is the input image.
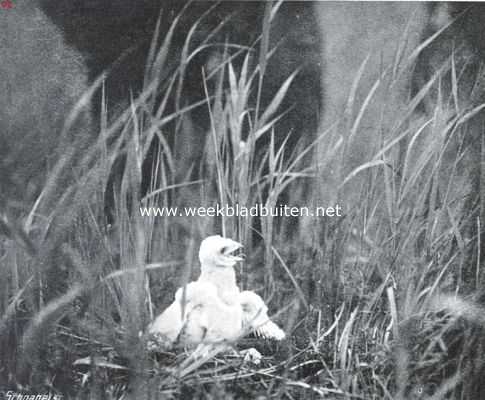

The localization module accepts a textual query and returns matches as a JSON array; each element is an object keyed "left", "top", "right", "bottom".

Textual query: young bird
[
  {"left": 146, "top": 281, "right": 243, "bottom": 351},
  {"left": 239, "top": 291, "right": 286, "bottom": 341},
  {"left": 196, "top": 235, "right": 243, "bottom": 305},
  {"left": 146, "top": 283, "right": 285, "bottom": 352}
]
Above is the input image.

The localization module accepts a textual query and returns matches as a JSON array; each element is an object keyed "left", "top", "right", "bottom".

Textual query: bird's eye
[
  {"left": 241, "top": 303, "right": 251, "bottom": 312},
  {"left": 220, "top": 246, "right": 228, "bottom": 255}
]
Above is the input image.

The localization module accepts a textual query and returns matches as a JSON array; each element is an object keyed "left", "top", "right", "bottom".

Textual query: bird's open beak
[{"left": 222, "top": 241, "right": 244, "bottom": 262}]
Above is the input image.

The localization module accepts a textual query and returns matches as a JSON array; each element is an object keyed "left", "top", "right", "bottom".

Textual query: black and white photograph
[{"left": 1, "top": 1, "right": 485, "bottom": 398}]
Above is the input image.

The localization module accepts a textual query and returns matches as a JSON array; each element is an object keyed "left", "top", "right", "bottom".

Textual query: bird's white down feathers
[
  {"left": 197, "top": 235, "right": 243, "bottom": 305},
  {"left": 240, "top": 291, "right": 286, "bottom": 341},
  {"left": 147, "top": 283, "right": 285, "bottom": 351},
  {"left": 147, "top": 281, "right": 244, "bottom": 351},
  {"left": 147, "top": 235, "right": 284, "bottom": 352}
]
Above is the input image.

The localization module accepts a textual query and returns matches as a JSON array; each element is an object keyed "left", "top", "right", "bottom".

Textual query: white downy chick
[
  {"left": 239, "top": 291, "right": 285, "bottom": 341},
  {"left": 147, "top": 281, "right": 243, "bottom": 351}
]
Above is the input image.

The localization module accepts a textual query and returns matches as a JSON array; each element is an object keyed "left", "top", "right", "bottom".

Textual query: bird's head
[
  {"left": 198, "top": 235, "right": 244, "bottom": 268},
  {"left": 239, "top": 291, "right": 269, "bottom": 328},
  {"left": 239, "top": 291, "right": 286, "bottom": 340}
]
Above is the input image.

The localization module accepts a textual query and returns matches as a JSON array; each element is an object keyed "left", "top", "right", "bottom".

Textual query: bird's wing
[
  {"left": 254, "top": 320, "right": 286, "bottom": 341},
  {"left": 147, "top": 283, "right": 206, "bottom": 350},
  {"left": 178, "top": 303, "right": 210, "bottom": 345},
  {"left": 147, "top": 300, "right": 185, "bottom": 350},
  {"left": 239, "top": 291, "right": 286, "bottom": 341}
]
